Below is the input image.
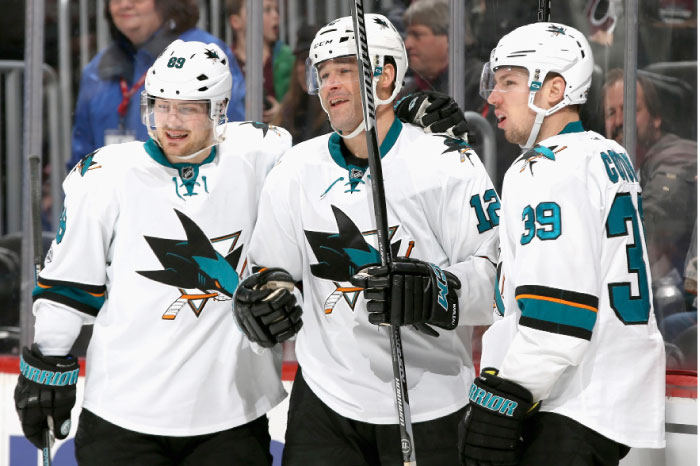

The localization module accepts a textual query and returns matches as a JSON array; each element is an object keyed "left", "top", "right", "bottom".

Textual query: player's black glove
[
  {"left": 395, "top": 90, "right": 470, "bottom": 140},
  {"left": 233, "top": 268, "right": 302, "bottom": 348},
  {"left": 458, "top": 368, "right": 540, "bottom": 466},
  {"left": 350, "top": 257, "right": 460, "bottom": 337},
  {"left": 14, "top": 344, "right": 79, "bottom": 449}
]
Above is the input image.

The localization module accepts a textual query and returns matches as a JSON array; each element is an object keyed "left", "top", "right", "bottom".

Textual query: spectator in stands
[
  {"left": 401, "top": 0, "right": 483, "bottom": 112},
  {"left": 270, "top": 24, "right": 330, "bottom": 144},
  {"left": 603, "top": 68, "right": 697, "bottom": 288},
  {"left": 227, "top": 0, "right": 294, "bottom": 123},
  {"left": 69, "top": 0, "right": 244, "bottom": 170}
]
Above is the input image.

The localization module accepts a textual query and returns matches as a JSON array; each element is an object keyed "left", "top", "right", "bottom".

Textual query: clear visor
[
  {"left": 479, "top": 63, "right": 531, "bottom": 100},
  {"left": 140, "top": 92, "right": 228, "bottom": 149},
  {"left": 143, "top": 95, "right": 210, "bottom": 120},
  {"left": 305, "top": 56, "right": 360, "bottom": 95}
]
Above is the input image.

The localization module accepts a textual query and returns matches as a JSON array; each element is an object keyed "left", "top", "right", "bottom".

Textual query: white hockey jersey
[
  {"left": 483, "top": 121, "right": 665, "bottom": 448},
  {"left": 33, "top": 122, "right": 291, "bottom": 436},
  {"left": 248, "top": 119, "right": 499, "bottom": 424}
]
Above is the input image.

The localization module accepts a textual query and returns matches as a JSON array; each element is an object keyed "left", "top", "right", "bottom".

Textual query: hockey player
[
  {"left": 458, "top": 23, "right": 666, "bottom": 465},
  {"left": 233, "top": 14, "right": 499, "bottom": 466},
  {"left": 14, "top": 40, "right": 291, "bottom": 465}
]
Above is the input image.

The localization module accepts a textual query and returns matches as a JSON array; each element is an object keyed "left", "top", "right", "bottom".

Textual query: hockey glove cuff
[
  {"left": 458, "top": 368, "right": 540, "bottom": 466},
  {"left": 14, "top": 344, "right": 79, "bottom": 449},
  {"left": 350, "top": 257, "right": 461, "bottom": 337},
  {"left": 394, "top": 90, "right": 470, "bottom": 140},
  {"left": 233, "top": 268, "right": 302, "bottom": 348}
]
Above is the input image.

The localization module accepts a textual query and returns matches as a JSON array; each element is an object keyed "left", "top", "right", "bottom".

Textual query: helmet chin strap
[
  {"left": 522, "top": 92, "right": 568, "bottom": 149},
  {"left": 318, "top": 92, "right": 365, "bottom": 140}
]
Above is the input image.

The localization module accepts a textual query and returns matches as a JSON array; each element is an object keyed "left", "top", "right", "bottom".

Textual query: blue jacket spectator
[{"left": 69, "top": 0, "right": 244, "bottom": 170}]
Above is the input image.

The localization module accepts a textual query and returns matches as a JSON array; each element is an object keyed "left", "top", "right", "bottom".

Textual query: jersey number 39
[{"left": 606, "top": 193, "right": 650, "bottom": 325}]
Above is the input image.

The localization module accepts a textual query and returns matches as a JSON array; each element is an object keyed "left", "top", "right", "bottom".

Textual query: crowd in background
[{"left": 0, "top": 0, "right": 696, "bottom": 369}]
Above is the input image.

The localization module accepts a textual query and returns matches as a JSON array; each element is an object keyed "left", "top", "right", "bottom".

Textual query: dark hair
[
  {"left": 105, "top": 0, "right": 200, "bottom": 43},
  {"left": 604, "top": 68, "right": 663, "bottom": 119},
  {"left": 225, "top": 0, "right": 244, "bottom": 16},
  {"left": 403, "top": 0, "right": 449, "bottom": 35}
]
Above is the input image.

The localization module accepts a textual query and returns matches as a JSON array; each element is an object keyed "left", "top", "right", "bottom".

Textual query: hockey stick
[
  {"left": 29, "top": 154, "right": 52, "bottom": 466},
  {"left": 537, "top": 0, "right": 552, "bottom": 21},
  {"left": 349, "top": 2, "right": 417, "bottom": 465}
]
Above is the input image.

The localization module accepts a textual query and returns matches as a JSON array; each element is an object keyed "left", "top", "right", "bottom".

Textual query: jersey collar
[
  {"left": 328, "top": 117, "right": 403, "bottom": 170},
  {"left": 559, "top": 120, "right": 585, "bottom": 135},
  {"left": 144, "top": 139, "right": 217, "bottom": 168}
]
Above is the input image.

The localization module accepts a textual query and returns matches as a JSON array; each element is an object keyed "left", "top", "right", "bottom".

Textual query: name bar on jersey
[{"left": 20, "top": 356, "right": 79, "bottom": 387}]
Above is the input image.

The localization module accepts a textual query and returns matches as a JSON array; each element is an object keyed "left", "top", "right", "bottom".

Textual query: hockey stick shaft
[
  {"left": 537, "top": 0, "right": 552, "bottom": 21},
  {"left": 349, "top": 2, "right": 416, "bottom": 465},
  {"left": 29, "top": 154, "right": 52, "bottom": 466}
]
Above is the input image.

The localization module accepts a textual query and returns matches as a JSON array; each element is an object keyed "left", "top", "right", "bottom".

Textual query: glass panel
[
  {"left": 637, "top": 0, "right": 697, "bottom": 371},
  {"left": 6, "top": 0, "right": 697, "bottom": 369}
]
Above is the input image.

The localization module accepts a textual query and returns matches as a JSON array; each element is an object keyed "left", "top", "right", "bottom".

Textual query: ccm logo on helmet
[{"left": 314, "top": 40, "right": 333, "bottom": 48}]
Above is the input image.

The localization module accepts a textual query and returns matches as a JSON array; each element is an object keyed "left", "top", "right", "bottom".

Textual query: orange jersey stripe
[{"left": 515, "top": 294, "right": 598, "bottom": 313}]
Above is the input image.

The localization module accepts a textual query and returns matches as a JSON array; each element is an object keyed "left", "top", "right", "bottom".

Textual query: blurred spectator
[
  {"left": 68, "top": 0, "right": 244, "bottom": 170},
  {"left": 270, "top": 24, "right": 329, "bottom": 144},
  {"left": 401, "top": 0, "right": 483, "bottom": 112},
  {"left": 227, "top": 0, "right": 294, "bottom": 122},
  {"left": 603, "top": 68, "right": 697, "bottom": 292}
]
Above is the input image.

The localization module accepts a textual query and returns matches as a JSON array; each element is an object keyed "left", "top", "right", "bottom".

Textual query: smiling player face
[{"left": 152, "top": 98, "right": 215, "bottom": 161}]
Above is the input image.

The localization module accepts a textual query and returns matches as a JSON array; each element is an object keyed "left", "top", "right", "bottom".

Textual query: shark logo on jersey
[
  {"left": 74, "top": 150, "right": 101, "bottom": 177},
  {"left": 304, "top": 205, "right": 403, "bottom": 314},
  {"left": 240, "top": 121, "right": 270, "bottom": 137},
  {"left": 439, "top": 135, "right": 474, "bottom": 165},
  {"left": 239, "top": 121, "right": 284, "bottom": 139},
  {"left": 56, "top": 207, "right": 67, "bottom": 244},
  {"left": 519, "top": 144, "right": 560, "bottom": 175},
  {"left": 137, "top": 209, "right": 244, "bottom": 320}
]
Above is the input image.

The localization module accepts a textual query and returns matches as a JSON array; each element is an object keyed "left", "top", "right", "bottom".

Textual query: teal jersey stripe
[
  {"left": 33, "top": 284, "right": 105, "bottom": 315},
  {"left": 517, "top": 296, "right": 597, "bottom": 332}
]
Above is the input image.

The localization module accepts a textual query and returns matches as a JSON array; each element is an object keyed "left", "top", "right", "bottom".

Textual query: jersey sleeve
[
  {"left": 499, "top": 166, "right": 603, "bottom": 401},
  {"left": 436, "top": 147, "right": 499, "bottom": 326},
  {"left": 247, "top": 153, "right": 304, "bottom": 281},
  {"left": 33, "top": 147, "right": 121, "bottom": 318}
]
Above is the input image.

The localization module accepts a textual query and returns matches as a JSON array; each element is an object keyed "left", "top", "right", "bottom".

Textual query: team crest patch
[
  {"left": 137, "top": 209, "right": 244, "bottom": 320},
  {"left": 75, "top": 150, "right": 101, "bottom": 177},
  {"left": 439, "top": 135, "right": 474, "bottom": 164},
  {"left": 304, "top": 205, "right": 409, "bottom": 314},
  {"left": 519, "top": 145, "right": 563, "bottom": 174}
]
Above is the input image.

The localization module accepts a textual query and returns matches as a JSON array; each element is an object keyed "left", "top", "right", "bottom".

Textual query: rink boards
[{"left": 0, "top": 358, "right": 695, "bottom": 465}]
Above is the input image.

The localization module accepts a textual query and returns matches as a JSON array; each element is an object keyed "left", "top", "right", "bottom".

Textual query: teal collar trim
[
  {"left": 328, "top": 117, "right": 403, "bottom": 170},
  {"left": 144, "top": 139, "right": 217, "bottom": 168},
  {"left": 559, "top": 121, "right": 584, "bottom": 135}
]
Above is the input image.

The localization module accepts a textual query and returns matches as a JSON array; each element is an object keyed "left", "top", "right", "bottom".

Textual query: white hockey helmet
[
  {"left": 141, "top": 39, "right": 232, "bottom": 153},
  {"left": 481, "top": 22, "right": 593, "bottom": 148},
  {"left": 306, "top": 14, "right": 407, "bottom": 138}
]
